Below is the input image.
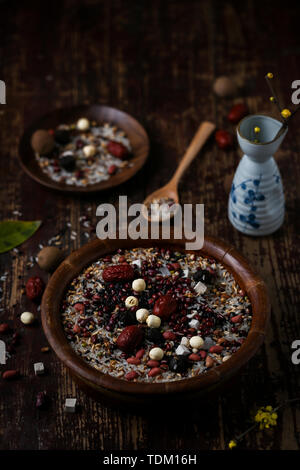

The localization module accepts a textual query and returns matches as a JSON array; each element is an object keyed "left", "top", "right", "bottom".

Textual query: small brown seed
[{"left": 205, "top": 356, "right": 215, "bottom": 368}]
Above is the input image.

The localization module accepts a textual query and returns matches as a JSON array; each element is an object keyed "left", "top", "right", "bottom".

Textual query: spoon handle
[{"left": 171, "top": 121, "right": 216, "bottom": 184}]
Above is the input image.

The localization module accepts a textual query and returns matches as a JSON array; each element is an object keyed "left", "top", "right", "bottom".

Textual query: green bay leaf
[{"left": 0, "top": 220, "right": 41, "bottom": 254}]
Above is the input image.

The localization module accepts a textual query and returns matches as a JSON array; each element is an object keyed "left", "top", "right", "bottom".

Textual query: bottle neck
[{"left": 244, "top": 153, "right": 272, "bottom": 163}]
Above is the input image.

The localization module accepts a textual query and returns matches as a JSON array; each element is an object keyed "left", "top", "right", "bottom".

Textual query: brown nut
[
  {"left": 37, "top": 246, "right": 63, "bottom": 272},
  {"left": 213, "top": 76, "right": 237, "bottom": 97},
  {"left": 31, "top": 129, "right": 55, "bottom": 155}
]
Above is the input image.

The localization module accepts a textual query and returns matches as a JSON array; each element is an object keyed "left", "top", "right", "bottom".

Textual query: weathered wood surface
[{"left": 0, "top": 0, "right": 299, "bottom": 450}]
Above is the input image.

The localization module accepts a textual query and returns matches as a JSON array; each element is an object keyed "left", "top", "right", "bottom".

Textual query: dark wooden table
[{"left": 0, "top": 0, "right": 299, "bottom": 451}]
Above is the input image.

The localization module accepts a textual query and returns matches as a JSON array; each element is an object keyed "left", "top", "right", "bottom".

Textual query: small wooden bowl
[
  {"left": 41, "top": 236, "right": 270, "bottom": 407},
  {"left": 18, "top": 104, "right": 149, "bottom": 193}
]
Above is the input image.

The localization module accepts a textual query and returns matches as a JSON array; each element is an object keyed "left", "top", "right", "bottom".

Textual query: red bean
[
  {"left": 135, "top": 348, "right": 145, "bottom": 360},
  {"left": 73, "top": 324, "right": 81, "bottom": 334},
  {"left": 188, "top": 353, "right": 201, "bottom": 361},
  {"left": 147, "top": 360, "right": 160, "bottom": 368},
  {"left": 127, "top": 357, "right": 141, "bottom": 365},
  {"left": 0, "top": 323, "right": 9, "bottom": 333},
  {"left": 125, "top": 371, "right": 139, "bottom": 381},
  {"left": 148, "top": 367, "right": 161, "bottom": 377},
  {"left": 2, "top": 370, "right": 19, "bottom": 380},
  {"left": 231, "top": 314, "right": 243, "bottom": 323},
  {"left": 209, "top": 345, "right": 224, "bottom": 353},
  {"left": 163, "top": 331, "right": 177, "bottom": 341}
]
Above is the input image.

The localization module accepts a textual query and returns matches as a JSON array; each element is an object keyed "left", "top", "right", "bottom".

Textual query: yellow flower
[
  {"left": 267, "top": 73, "right": 273, "bottom": 79},
  {"left": 254, "top": 126, "right": 261, "bottom": 134},
  {"left": 254, "top": 406, "right": 278, "bottom": 430},
  {"left": 281, "top": 108, "right": 291, "bottom": 119},
  {"left": 228, "top": 440, "right": 237, "bottom": 449},
  {"left": 270, "top": 96, "right": 275, "bottom": 102}
]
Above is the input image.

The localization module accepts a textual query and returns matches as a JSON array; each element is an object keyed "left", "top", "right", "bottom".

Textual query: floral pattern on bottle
[
  {"left": 230, "top": 175, "right": 265, "bottom": 229},
  {"left": 273, "top": 172, "right": 281, "bottom": 184}
]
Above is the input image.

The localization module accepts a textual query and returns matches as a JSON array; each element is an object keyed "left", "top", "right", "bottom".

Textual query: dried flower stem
[
  {"left": 290, "top": 105, "right": 300, "bottom": 119},
  {"left": 230, "top": 396, "right": 300, "bottom": 448},
  {"left": 265, "top": 75, "right": 288, "bottom": 126}
]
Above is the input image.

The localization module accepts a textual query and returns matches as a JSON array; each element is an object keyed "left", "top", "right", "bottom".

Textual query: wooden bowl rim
[
  {"left": 41, "top": 236, "right": 270, "bottom": 396},
  {"left": 18, "top": 104, "right": 150, "bottom": 193}
]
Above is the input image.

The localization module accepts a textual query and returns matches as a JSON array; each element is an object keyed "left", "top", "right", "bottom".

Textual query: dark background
[{"left": 0, "top": 0, "right": 299, "bottom": 450}]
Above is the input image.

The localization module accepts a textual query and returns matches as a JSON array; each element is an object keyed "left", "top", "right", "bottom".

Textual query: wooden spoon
[{"left": 143, "top": 121, "right": 216, "bottom": 221}]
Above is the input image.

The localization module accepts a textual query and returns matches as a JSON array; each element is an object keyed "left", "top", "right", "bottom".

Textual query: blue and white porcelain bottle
[{"left": 228, "top": 114, "right": 287, "bottom": 236}]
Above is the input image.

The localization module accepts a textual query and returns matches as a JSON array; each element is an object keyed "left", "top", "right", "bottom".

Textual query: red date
[
  {"left": 227, "top": 103, "right": 248, "bottom": 124},
  {"left": 215, "top": 130, "right": 233, "bottom": 150},
  {"left": 116, "top": 325, "right": 144, "bottom": 353},
  {"left": 26, "top": 276, "right": 45, "bottom": 301},
  {"left": 107, "top": 141, "right": 129, "bottom": 160},
  {"left": 153, "top": 294, "right": 177, "bottom": 320}
]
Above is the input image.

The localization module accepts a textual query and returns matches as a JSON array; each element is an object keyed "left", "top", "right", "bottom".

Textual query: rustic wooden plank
[{"left": 0, "top": 0, "right": 299, "bottom": 450}]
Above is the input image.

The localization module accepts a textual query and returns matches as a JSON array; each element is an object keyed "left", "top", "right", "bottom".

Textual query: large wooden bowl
[
  {"left": 18, "top": 104, "right": 149, "bottom": 193},
  {"left": 41, "top": 236, "right": 270, "bottom": 407}
]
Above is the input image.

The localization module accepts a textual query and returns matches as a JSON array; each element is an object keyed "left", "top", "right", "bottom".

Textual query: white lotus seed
[
  {"left": 76, "top": 118, "right": 90, "bottom": 131},
  {"left": 136, "top": 308, "right": 149, "bottom": 323},
  {"left": 180, "top": 336, "right": 190, "bottom": 347},
  {"left": 132, "top": 278, "right": 146, "bottom": 292},
  {"left": 190, "top": 336, "right": 204, "bottom": 349},
  {"left": 20, "top": 311, "right": 35, "bottom": 325},
  {"left": 125, "top": 296, "right": 139, "bottom": 309},
  {"left": 83, "top": 144, "right": 97, "bottom": 157},
  {"left": 146, "top": 314, "right": 161, "bottom": 328},
  {"left": 149, "top": 347, "right": 164, "bottom": 361},
  {"left": 223, "top": 355, "right": 231, "bottom": 362}
]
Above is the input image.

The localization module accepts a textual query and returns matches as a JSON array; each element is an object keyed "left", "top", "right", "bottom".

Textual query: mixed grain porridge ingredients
[
  {"left": 61, "top": 247, "right": 252, "bottom": 382},
  {"left": 146, "top": 197, "right": 177, "bottom": 221},
  {"left": 31, "top": 118, "right": 132, "bottom": 187}
]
